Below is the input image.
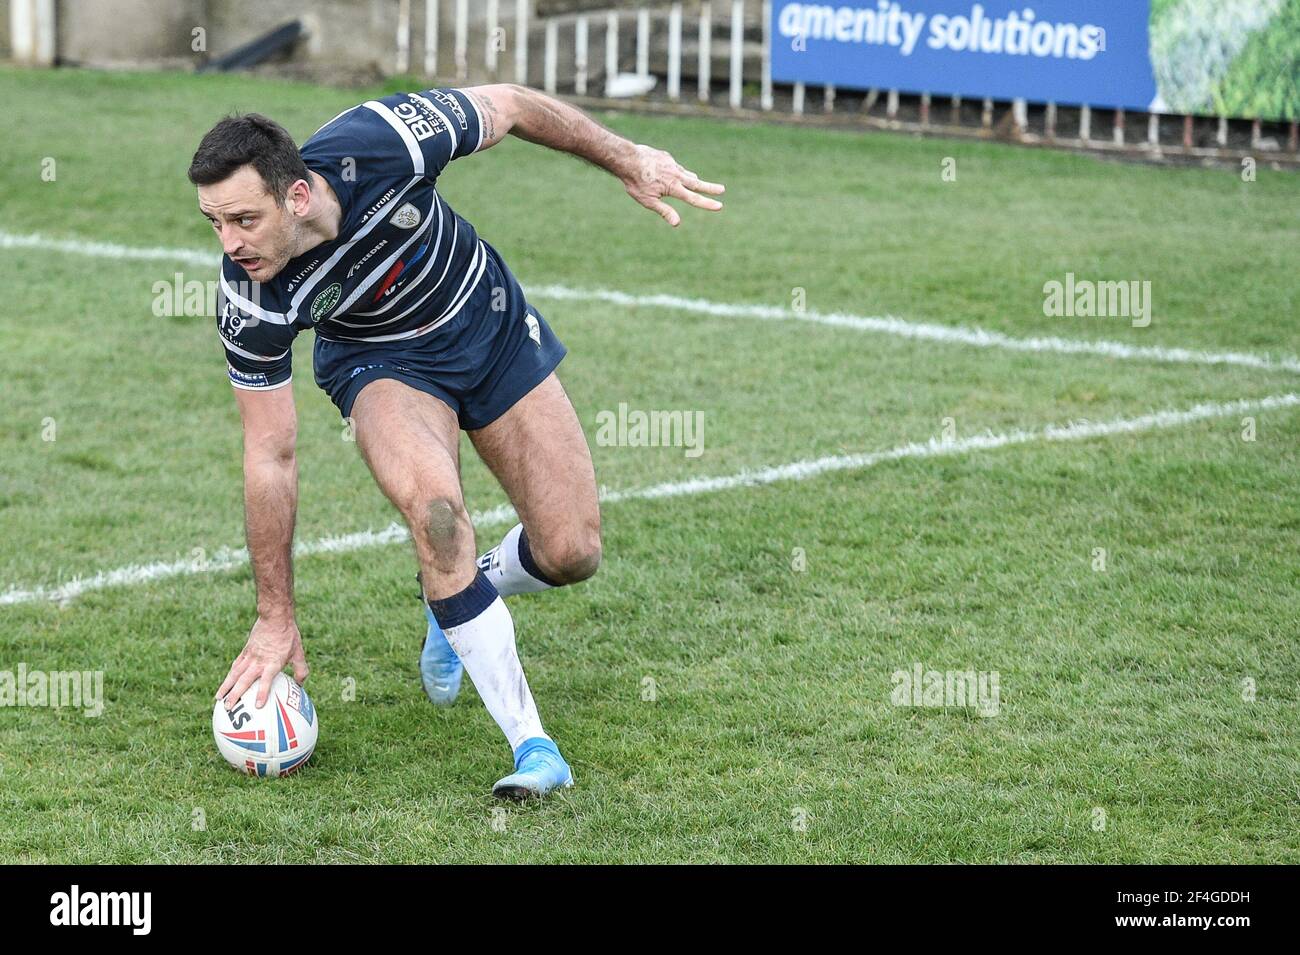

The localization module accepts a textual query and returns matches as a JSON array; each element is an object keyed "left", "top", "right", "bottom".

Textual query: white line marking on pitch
[
  {"left": 2, "top": 393, "right": 1295, "bottom": 607},
  {"left": 528, "top": 284, "right": 1300, "bottom": 376},
  {"left": 4, "top": 230, "right": 1298, "bottom": 376},
  {"left": 0, "top": 230, "right": 217, "bottom": 268}
]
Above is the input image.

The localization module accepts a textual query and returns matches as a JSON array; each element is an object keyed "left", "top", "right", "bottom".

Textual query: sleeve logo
[
  {"left": 227, "top": 366, "right": 269, "bottom": 387},
  {"left": 393, "top": 99, "right": 442, "bottom": 141}
]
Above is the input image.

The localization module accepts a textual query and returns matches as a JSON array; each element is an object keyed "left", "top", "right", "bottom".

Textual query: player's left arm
[{"left": 463, "top": 84, "right": 725, "bottom": 227}]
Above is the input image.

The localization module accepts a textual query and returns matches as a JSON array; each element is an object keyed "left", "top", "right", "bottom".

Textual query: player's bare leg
[
  {"left": 350, "top": 379, "right": 572, "bottom": 797},
  {"left": 468, "top": 372, "right": 602, "bottom": 597},
  {"left": 352, "top": 379, "right": 476, "bottom": 600}
]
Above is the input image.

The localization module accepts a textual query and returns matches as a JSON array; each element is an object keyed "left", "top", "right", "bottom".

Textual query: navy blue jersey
[{"left": 216, "top": 88, "right": 487, "bottom": 391}]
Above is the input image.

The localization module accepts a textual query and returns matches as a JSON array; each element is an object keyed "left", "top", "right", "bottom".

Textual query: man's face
[{"left": 197, "top": 165, "right": 303, "bottom": 282}]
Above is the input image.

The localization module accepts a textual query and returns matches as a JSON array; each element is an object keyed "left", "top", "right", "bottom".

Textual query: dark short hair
[{"left": 187, "top": 113, "right": 310, "bottom": 200}]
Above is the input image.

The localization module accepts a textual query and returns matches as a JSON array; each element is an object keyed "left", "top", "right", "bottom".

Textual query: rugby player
[{"left": 193, "top": 84, "right": 724, "bottom": 797}]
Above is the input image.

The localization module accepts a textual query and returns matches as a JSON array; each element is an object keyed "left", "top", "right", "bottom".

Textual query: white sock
[
  {"left": 429, "top": 572, "right": 548, "bottom": 751},
  {"left": 477, "top": 523, "right": 560, "bottom": 598}
]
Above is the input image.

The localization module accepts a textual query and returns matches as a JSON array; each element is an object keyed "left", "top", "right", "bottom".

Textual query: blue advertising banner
[
  {"left": 771, "top": 0, "right": 1300, "bottom": 120},
  {"left": 771, "top": 2, "right": 1158, "bottom": 110}
]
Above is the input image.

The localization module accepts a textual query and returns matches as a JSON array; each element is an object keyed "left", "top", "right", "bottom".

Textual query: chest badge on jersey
[
  {"left": 390, "top": 202, "right": 422, "bottom": 230},
  {"left": 311, "top": 283, "right": 343, "bottom": 323}
]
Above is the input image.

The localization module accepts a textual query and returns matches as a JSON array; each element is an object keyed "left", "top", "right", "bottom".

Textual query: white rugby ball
[{"left": 212, "top": 672, "right": 318, "bottom": 777}]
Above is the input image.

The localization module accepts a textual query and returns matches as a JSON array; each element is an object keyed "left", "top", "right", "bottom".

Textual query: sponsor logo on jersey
[
  {"left": 373, "top": 260, "right": 405, "bottom": 302},
  {"left": 311, "top": 283, "right": 343, "bottom": 323},
  {"left": 286, "top": 257, "right": 321, "bottom": 292},
  {"left": 393, "top": 99, "right": 443, "bottom": 141},
  {"left": 359, "top": 187, "right": 397, "bottom": 226},
  {"left": 347, "top": 239, "right": 388, "bottom": 277},
  {"left": 390, "top": 202, "right": 421, "bottom": 230}
]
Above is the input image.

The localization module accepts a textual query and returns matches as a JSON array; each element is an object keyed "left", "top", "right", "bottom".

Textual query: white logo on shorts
[
  {"left": 524, "top": 312, "right": 541, "bottom": 346},
  {"left": 390, "top": 202, "right": 421, "bottom": 229}
]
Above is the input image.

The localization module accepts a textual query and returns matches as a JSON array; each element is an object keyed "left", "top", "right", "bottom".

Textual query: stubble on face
[{"left": 198, "top": 165, "right": 301, "bottom": 282}]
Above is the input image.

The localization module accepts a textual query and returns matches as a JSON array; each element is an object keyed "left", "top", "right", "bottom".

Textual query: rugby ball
[{"left": 212, "top": 672, "right": 318, "bottom": 777}]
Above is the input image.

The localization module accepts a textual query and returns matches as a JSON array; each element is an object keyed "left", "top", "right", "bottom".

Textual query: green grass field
[{"left": 0, "top": 67, "right": 1297, "bottom": 863}]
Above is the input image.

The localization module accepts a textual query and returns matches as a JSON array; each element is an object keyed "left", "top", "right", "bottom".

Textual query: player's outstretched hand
[
  {"left": 622, "top": 144, "right": 725, "bottom": 227},
  {"left": 216, "top": 615, "right": 309, "bottom": 710}
]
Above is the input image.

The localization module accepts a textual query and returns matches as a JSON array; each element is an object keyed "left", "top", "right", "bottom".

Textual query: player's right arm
[
  {"left": 215, "top": 383, "right": 309, "bottom": 711},
  {"left": 213, "top": 282, "right": 308, "bottom": 710}
]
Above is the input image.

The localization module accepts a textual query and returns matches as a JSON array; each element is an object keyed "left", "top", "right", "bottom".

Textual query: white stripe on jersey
[
  {"left": 332, "top": 240, "right": 486, "bottom": 343},
  {"left": 362, "top": 100, "right": 426, "bottom": 176},
  {"left": 461, "top": 91, "right": 487, "bottom": 152},
  {"left": 347, "top": 199, "right": 452, "bottom": 320},
  {"left": 327, "top": 204, "right": 439, "bottom": 323},
  {"left": 219, "top": 334, "right": 291, "bottom": 363},
  {"left": 350, "top": 216, "right": 462, "bottom": 328},
  {"left": 220, "top": 272, "right": 291, "bottom": 325}
]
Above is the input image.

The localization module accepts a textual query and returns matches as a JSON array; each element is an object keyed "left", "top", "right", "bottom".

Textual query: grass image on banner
[{"left": 1149, "top": 0, "right": 1294, "bottom": 117}]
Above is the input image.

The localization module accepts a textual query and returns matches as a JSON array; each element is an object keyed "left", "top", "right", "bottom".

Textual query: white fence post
[
  {"left": 1080, "top": 104, "right": 1091, "bottom": 141},
  {"left": 515, "top": 0, "right": 529, "bottom": 85},
  {"left": 605, "top": 12, "right": 618, "bottom": 98},
  {"left": 544, "top": 18, "right": 557, "bottom": 93},
  {"left": 424, "top": 0, "right": 439, "bottom": 77},
  {"left": 396, "top": 0, "right": 411, "bottom": 74},
  {"left": 575, "top": 15, "right": 588, "bottom": 95},
  {"left": 824, "top": 84, "right": 835, "bottom": 114},
  {"left": 637, "top": 8, "right": 650, "bottom": 78},
  {"left": 11, "top": 0, "right": 54, "bottom": 65},
  {"left": 667, "top": 3, "right": 682, "bottom": 101},
  {"left": 485, "top": 0, "right": 499, "bottom": 77},
  {"left": 454, "top": 0, "right": 468, "bottom": 80},
  {"left": 760, "top": 1, "right": 772, "bottom": 111},
  {"left": 698, "top": 2, "right": 712, "bottom": 102},
  {"left": 729, "top": 0, "right": 743, "bottom": 109},
  {"left": 792, "top": 81, "right": 805, "bottom": 115}
]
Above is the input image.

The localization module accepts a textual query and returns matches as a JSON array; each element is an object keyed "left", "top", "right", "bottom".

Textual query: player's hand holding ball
[{"left": 216, "top": 615, "right": 309, "bottom": 711}]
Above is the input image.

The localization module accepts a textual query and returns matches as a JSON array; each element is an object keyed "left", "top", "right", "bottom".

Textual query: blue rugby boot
[
  {"left": 419, "top": 575, "right": 463, "bottom": 706},
  {"left": 492, "top": 737, "right": 574, "bottom": 800}
]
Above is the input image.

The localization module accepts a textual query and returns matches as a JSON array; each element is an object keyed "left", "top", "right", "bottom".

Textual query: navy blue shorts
[{"left": 313, "top": 241, "right": 566, "bottom": 430}]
